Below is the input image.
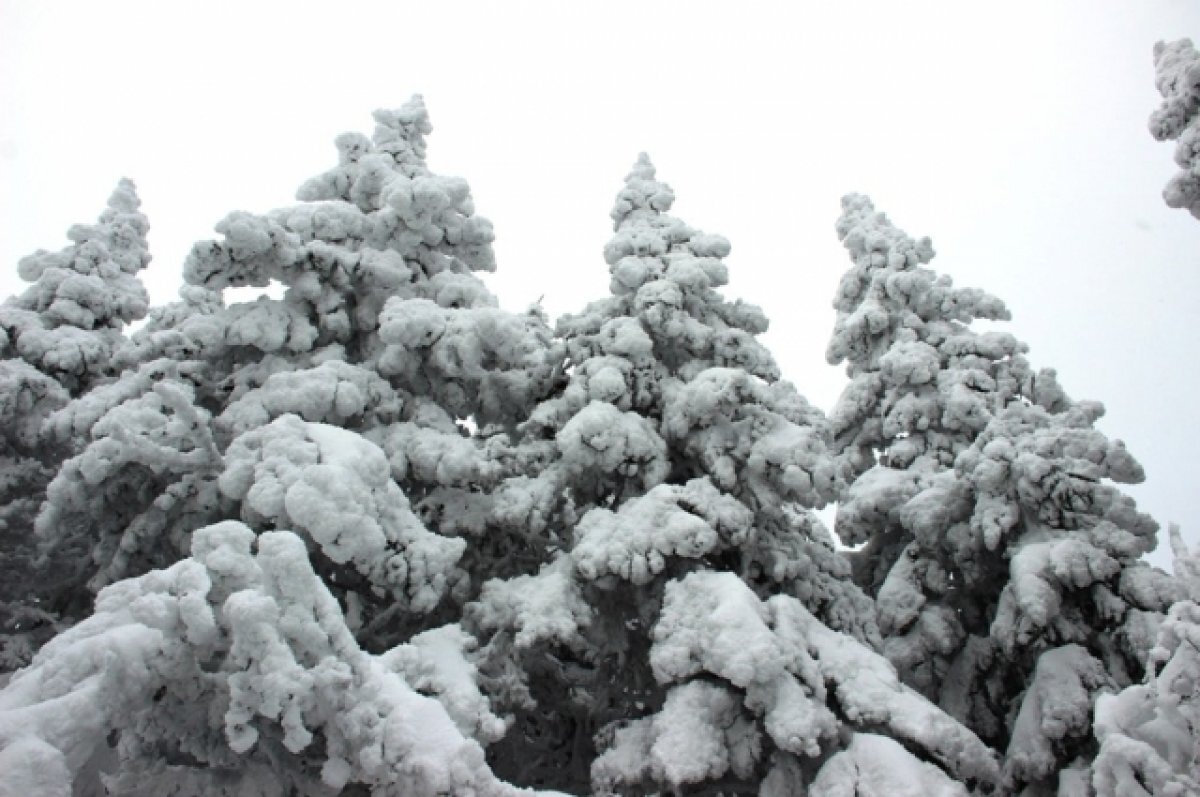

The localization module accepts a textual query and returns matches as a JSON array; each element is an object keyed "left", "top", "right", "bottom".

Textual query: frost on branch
[
  {"left": 0, "top": 522, "right": 559, "bottom": 796},
  {"left": 1150, "top": 39, "right": 1200, "bottom": 218}
]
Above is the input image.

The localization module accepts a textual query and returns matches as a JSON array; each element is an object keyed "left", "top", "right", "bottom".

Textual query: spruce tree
[
  {"left": 2, "top": 102, "right": 563, "bottom": 794},
  {"left": 827, "top": 196, "right": 1183, "bottom": 791},
  {"left": 466, "top": 158, "right": 997, "bottom": 794},
  {"left": 34, "top": 98, "right": 559, "bottom": 647},
  {"left": 0, "top": 180, "right": 151, "bottom": 665}
]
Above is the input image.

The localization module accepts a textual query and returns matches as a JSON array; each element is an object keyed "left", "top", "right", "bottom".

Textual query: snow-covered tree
[
  {"left": 459, "top": 158, "right": 1003, "bottom": 795},
  {"left": 827, "top": 196, "right": 1183, "bottom": 791},
  {"left": 0, "top": 180, "right": 151, "bottom": 667},
  {"left": 0, "top": 100, "right": 574, "bottom": 794},
  {"left": 1150, "top": 38, "right": 1200, "bottom": 218},
  {"left": 3, "top": 56, "right": 1198, "bottom": 792},
  {"left": 31, "top": 98, "right": 559, "bottom": 655},
  {"left": 827, "top": 194, "right": 1067, "bottom": 696}
]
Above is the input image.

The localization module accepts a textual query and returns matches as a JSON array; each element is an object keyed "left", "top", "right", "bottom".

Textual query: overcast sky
[{"left": 2, "top": 1, "right": 1199, "bottom": 568}]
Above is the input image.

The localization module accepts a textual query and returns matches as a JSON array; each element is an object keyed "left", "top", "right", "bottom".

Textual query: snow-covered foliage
[
  {"left": 1151, "top": 38, "right": 1200, "bottom": 218},
  {"left": 826, "top": 195, "right": 1184, "bottom": 792},
  {"left": 0, "top": 179, "right": 150, "bottom": 394},
  {"left": 2, "top": 73, "right": 1198, "bottom": 795},
  {"left": 0, "top": 182, "right": 152, "bottom": 669},
  {"left": 0, "top": 521, "right": 560, "bottom": 797},
  {"left": 463, "top": 158, "right": 934, "bottom": 794},
  {"left": 591, "top": 570, "right": 997, "bottom": 793}
]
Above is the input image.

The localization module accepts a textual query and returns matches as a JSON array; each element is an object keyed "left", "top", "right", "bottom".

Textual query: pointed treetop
[
  {"left": 14, "top": 177, "right": 151, "bottom": 315},
  {"left": 371, "top": 94, "right": 432, "bottom": 171},
  {"left": 828, "top": 193, "right": 1009, "bottom": 370},
  {"left": 609, "top": 152, "right": 676, "bottom": 230},
  {"left": 104, "top": 178, "right": 143, "bottom": 216}
]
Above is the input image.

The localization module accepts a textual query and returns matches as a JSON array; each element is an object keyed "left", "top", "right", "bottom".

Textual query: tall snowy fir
[
  {"left": 826, "top": 196, "right": 1184, "bottom": 792},
  {"left": 0, "top": 180, "right": 151, "bottom": 665},
  {"left": 1, "top": 34, "right": 1199, "bottom": 794}
]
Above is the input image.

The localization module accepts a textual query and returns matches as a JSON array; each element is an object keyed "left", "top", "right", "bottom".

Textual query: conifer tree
[
  {"left": 33, "top": 98, "right": 559, "bottom": 648},
  {"left": 827, "top": 196, "right": 1183, "bottom": 791},
  {"left": 0, "top": 178, "right": 151, "bottom": 395},
  {"left": 1078, "top": 42, "right": 1200, "bottom": 792},
  {"left": 0, "top": 180, "right": 151, "bottom": 666},
  {"left": 1, "top": 102, "right": 564, "bottom": 795}
]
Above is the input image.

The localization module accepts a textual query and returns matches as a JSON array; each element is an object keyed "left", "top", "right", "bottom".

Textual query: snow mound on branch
[
  {"left": 593, "top": 571, "right": 998, "bottom": 792},
  {"left": 218, "top": 414, "right": 466, "bottom": 611},
  {"left": 662, "top": 367, "right": 836, "bottom": 508},
  {"left": 0, "top": 736, "right": 72, "bottom": 797},
  {"left": 809, "top": 734, "right": 971, "bottom": 797},
  {"left": 218, "top": 359, "right": 401, "bottom": 435},
  {"left": 591, "top": 680, "right": 761, "bottom": 791},
  {"left": 383, "top": 624, "right": 509, "bottom": 745},
  {"left": 469, "top": 556, "right": 592, "bottom": 650},
  {"left": 571, "top": 478, "right": 753, "bottom": 584},
  {"left": 556, "top": 400, "right": 669, "bottom": 492},
  {"left": 1004, "top": 645, "right": 1113, "bottom": 785}
]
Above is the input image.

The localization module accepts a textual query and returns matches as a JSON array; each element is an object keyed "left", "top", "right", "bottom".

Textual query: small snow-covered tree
[
  {"left": 827, "top": 196, "right": 1183, "bottom": 792},
  {"left": 1150, "top": 38, "right": 1200, "bottom": 218}
]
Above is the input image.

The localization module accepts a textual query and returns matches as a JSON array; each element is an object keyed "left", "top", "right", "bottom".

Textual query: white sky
[{"left": 2, "top": 1, "right": 1199, "bottom": 568}]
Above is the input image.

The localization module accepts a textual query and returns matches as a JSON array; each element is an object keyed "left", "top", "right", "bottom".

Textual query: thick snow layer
[
  {"left": 571, "top": 478, "right": 752, "bottom": 584},
  {"left": 219, "top": 415, "right": 466, "bottom": 610},
  {"left": 809, "top": 734, "right": 970, "bottom": 797},
  {"left": 0, "top": 521, "right": 563, "bottom": 796},
  {"left": 1090, "top": 600, "right": 1200, "bottom": 796},
  {"left": 600, "top": 573, "right": 1003, "bottom": 792}
]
